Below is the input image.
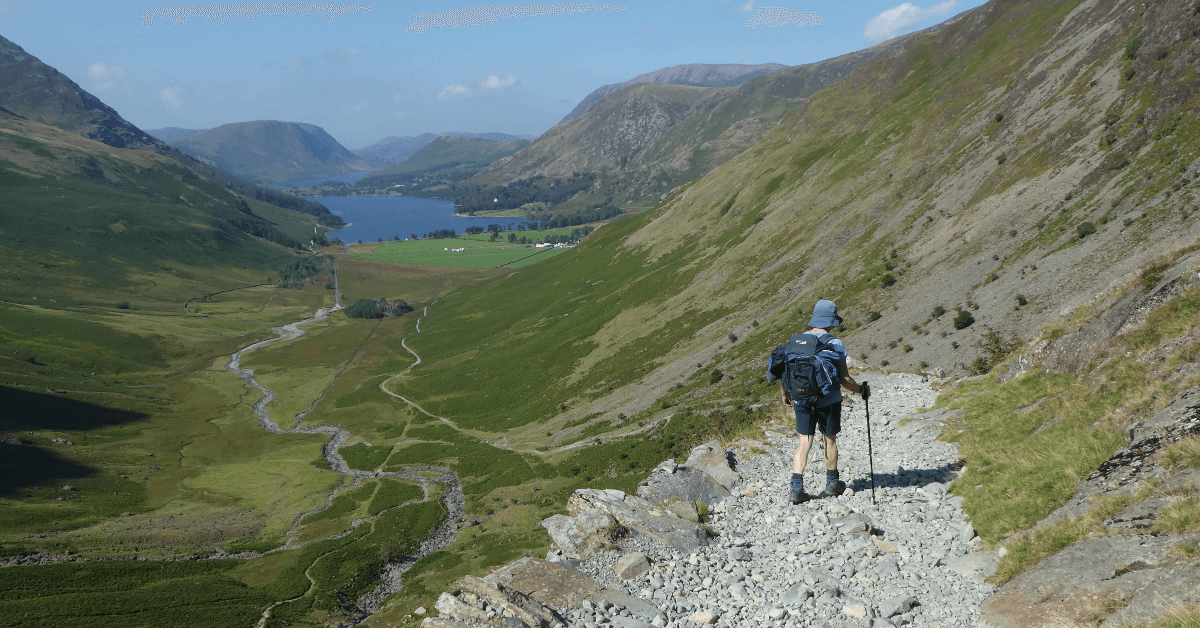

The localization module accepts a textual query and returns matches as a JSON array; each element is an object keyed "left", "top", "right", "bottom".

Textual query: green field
[{"left": 348, "top": 239, "right": 569, "bottom": 269}]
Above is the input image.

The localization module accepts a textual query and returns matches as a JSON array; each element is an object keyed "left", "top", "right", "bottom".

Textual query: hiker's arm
[{"left": 836, "top": 359, "right": 862, "bottom": 395}]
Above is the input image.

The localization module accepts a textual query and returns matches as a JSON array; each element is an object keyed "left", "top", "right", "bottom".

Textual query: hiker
[{"left": 766, "top": 299, "right": 870, "bottom": 504}]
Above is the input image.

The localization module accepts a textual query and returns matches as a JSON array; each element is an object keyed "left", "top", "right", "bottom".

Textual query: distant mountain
[
  {"left": 357, "top": 136, "right": 530, "bottom": 188},
  {"left": 0, "top": 35, "right": 160, "bottom": 151},
  {"left": 473, "top": 31, "right": 941, "bottom": 210},
  {"left": 172, "top": 121, "right": 374, "bottom": 184},
  {"left": 354, "top": 131, "right": 537, "bottom": 166},
  {"left": 146, "top": 126, "right": 208, "bottom": 143},
  {"left": 559, "top": 62, "right": 789, "bottom": 124}
]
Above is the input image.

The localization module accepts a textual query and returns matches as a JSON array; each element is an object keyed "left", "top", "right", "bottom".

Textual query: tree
[
  {"left": 346, "top": 299, "right": 385, "bottom": 319},
  {"left": 508, "top": 233, "right": 517, "bottom": 243},
  {"left": 954, "top": 310, "right": 975, "bottom": 330}
]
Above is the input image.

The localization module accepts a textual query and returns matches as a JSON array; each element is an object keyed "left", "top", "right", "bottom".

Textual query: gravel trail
[{"left": 559, "top": 373, "right": 997, "bottom": 628}]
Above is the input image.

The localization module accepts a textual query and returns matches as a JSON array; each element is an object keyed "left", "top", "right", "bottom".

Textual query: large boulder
[
  {"left": 538, "top": 509, "right": 622, "bottom": 558},
  {"left": 485, "top": 557, "right": 660, "bottom": 619},
  {"left": 568, "top": 489, "right": 707, "bottom": 553},
  {"left": 684, "top": 441, "right": 740, "bottom": 492},
  {"left": 980, "top": 532, "right": 1200, "bottom": 628},
  {"left": 636, "top": 459, "right": 732, "bottom": 507},
  {"left": 439, "top": 574, "right": 566, "bottom": 628}
]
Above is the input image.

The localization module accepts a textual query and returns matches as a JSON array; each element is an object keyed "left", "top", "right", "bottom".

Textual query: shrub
[
  {"left": 880, "top": 274, "right": 896, "bottom": 288},
  {"left": 994, "top": 113, "right": 1004, "bottom": 123},
  {"left": 1125, "top": 38, "right": 1142, "bottom": 59},
  {"left": 709, "top": 370, "right": 723, "bottom": 385},
  {"left": 1076, "top": 222, "right": 1097, "bottom": 238},
  {"left": 1107, "top": 152, "right": 1130, "bottom": 170},
  {"left": 969, "top": 329, "right": 1022, "bottom": 375},
  {"left": 931, "top": 305, "right": 946, "bottom": 318},
  {"left": 903, "top": 345, "right": 914, "bottom": 353},
  {"left": 954, "top": 310, "right": 975, "bottom": 330},
  {"left": 869, "top": 311, "right": 882, "bottom": 322},
  {"left": 116, "top": 301, "right": 130, "bottom": 309},
  {"left": 1016, "top": 294, "right": 1028, "bottom": 307}
]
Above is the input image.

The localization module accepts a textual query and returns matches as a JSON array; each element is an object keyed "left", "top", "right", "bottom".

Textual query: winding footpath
[{"left": 224, "top": 268, "right": 465, "bottom": 627}]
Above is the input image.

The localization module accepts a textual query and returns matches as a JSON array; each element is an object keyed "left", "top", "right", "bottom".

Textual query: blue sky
[{"left": 0, "top": 1, "right": 988, "bottom": 147}]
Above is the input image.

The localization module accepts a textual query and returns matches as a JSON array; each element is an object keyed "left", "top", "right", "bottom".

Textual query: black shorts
[{"left": 794, "top": 402, "right": 841, "bottom": 437}]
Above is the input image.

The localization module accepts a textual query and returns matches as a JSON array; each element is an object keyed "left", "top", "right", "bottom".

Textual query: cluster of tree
[
  {"left": 278, "top": 255, "right": 331, "bottom": 289},
  {"left": 345, "top": 298, "right": 414, "bottom": 319},
  {"left": 224, "top": 214, "right": 306, "bottom": 250},
  {"left": 422, "top": 229, "right": 457, "bottom": 239},
  {"left": 446, "top": 173, "right": 598, "bottom": 214},
  {"left": 532, "top": 204, "right": 622, "bottom": 229}
]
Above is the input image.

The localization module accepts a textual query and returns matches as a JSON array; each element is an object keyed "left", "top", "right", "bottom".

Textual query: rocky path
[{"left": 533, "top": 373, "right": 1000, "bottom": 628}]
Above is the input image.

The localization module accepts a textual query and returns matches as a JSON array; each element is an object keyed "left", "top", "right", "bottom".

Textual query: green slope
[
  {"left": 173, "top": 120, "right": 373, "bottom": 185},
  {"left": 387, "top": 0, "right": 1200, "bottom": 544},
  {"left": 357, "top": 135, "right": 529, "bottom": 188}
]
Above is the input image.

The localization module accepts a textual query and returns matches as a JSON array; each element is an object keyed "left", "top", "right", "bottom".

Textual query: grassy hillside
[
  {"left": 356, "top": 136, "right": 529, "bottom": 189},
  {"left": 0, "top": 114, "right": 326, "bottom": 304},
  {"left": 173, "top": 120, "right": 373, "bottom": 185}
]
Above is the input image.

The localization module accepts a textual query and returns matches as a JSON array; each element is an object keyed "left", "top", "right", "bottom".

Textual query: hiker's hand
[
  {"left": 861, "top": 381, "right": 871, "bottom": 400},
  {"left": 781, "top": 389, "right": 792, "bottom": 405}
]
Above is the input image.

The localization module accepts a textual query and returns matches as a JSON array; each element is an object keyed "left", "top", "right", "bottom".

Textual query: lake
[{"left": 315, "top": 195, "right": 529, "bottom": 243}]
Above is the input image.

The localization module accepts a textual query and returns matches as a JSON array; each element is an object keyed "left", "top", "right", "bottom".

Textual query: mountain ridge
[
  {"left": 559, "top": 62, "right": 790, "bottom": 124},
  {"left": 171, "top": 120, "right": 374, "bottom": 185},
  {"left": 354, "top": 131, "right": 537, "bottom": 166}
]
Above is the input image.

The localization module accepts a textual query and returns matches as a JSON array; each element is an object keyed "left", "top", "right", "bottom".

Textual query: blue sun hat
[{"left": 808, "top": 299, "right": 843, "bottom": 329}]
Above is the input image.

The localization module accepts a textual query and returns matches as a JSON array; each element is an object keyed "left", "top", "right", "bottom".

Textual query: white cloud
[
  {"left": 342, "top": 101, "right": 371, "bottom": 113},
  {"left": 480, "top": 74, "right": 518, "bottom": 90},
  {"left": 326, "top": 47, "right": 365, "bottom": 62},
  {"left": 159, "top": 86, "right": 184, "bottom": 111},
  {"left": 87, "top": 63, "right": 126, "bottom": 91},
  {"left": 438, "top": 84, "right": 475, "bottom": 101},
  {"left": 281, "top": 57, "right": 315, "bottom": 74},
  {"left": 741, "top": 1, "right": 754, "bottom": 13},
  {"left": 440, "top": 74, "right": 520, "bottom": 101},
  {"left": 864, "top": 1, "right": 957, "bottom": 43}
]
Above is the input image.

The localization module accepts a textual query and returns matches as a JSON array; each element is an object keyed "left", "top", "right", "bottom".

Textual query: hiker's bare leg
[
  {"left": 793, "top": 434, "right": 813, "bottom": 474},
  {"left": 823, "top": 434, "right": 838, "bottom": 471}
]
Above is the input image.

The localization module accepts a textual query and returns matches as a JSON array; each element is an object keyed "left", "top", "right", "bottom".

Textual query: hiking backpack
[{"left": 770, "top": 333, "right": 837, "bottom": 406}]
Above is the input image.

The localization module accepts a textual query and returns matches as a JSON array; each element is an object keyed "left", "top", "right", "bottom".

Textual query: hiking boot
[
  {"left": 789, "top": 487, "right": 811, "bottom": 505},
  {"left": 821, "top": 479, "right": 846, "bottom": 498}
]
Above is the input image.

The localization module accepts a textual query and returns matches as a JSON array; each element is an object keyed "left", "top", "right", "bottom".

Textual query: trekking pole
[{"left": 863, "top": 382, "right": 876, "bottom": 505}]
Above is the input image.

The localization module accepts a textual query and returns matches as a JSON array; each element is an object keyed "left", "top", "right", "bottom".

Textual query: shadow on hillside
[
  {"left": 0, "top": 442, "right": 96, "bottom": 497},
  {"left": 0, "top": 385, "right": 147, "bottom": 432},
  {"left": 847, "top": 462, "right": 961, "bottom": 493}
]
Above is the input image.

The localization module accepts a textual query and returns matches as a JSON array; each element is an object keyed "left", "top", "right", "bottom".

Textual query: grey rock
[
  {"left": 539, "top": 509, "right": 622, "bottom": 559},
  {"left": 981, "top": 532, "right": 1200, "bottom": 628},
  {"left": 684, "top": 440, "right": 740, "bottom": 492},
  {"left": 665, "top": 499, "right": 701, "bottom": 522},
  {"left": 614, "top": 553, "right": 651, "bottom": 580},
  {"left": 946, "top": 551, "right": 998, "bottom": 578},
  {"left": 727, "top": 547, "right": 750, "bottom": 562},
  {"left": 568, "top": 489, "right": 708, "bottom": 553},
  {"left": 639, "top": 459, "right": 733, "bottom": 509},
  {"left": 778, "top": 583, "right": 812, "bottom": 607},
  {"left": 877, "top": 595, "right": 917, "bottom": 618}
]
